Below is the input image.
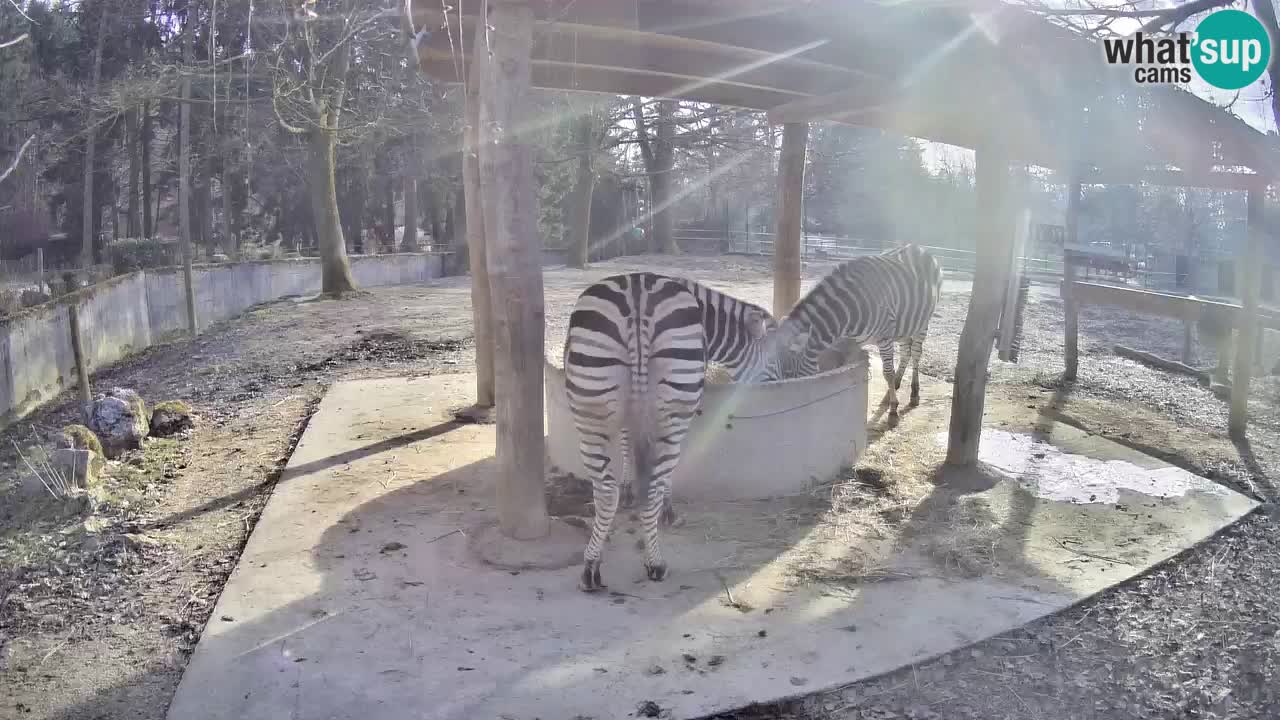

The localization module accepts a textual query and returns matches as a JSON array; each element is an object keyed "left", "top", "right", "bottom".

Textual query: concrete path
[{"left": 165, "top": 374, "right": 1257, "bottom": 720}]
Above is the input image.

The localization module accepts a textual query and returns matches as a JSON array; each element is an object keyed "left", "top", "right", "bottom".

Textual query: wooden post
[
  {"left": 1229, "top": 184, "right": 1265, "bottom": 437},
  {"left": 36, "top": 248, "right": 45, "bottom": 294},
  {"left": 462, "top": 14, "right": 496, "bottom": 408},
  {"left": 1063, "top": 181, "right": 1081, "bottom": 381},
  {"left": 68, "top": 303, "right": 92, "bottom": 413},
  {"left": 998, "top": 209, "right": 1029, "bottom": 361},
  {"left": 477, "top": 0, "right": 549, "bottom": 540},
  {"left": 773, "top": 122, "right": 808, "bottom": 316},
  {"left": 946, "top": 145, "right": 1014, "bottom": 466}
]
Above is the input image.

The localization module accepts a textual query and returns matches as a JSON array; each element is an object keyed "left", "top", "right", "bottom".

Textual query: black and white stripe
[
  {"left": 765, "top": 244, "right": 942, "bottom": 417},
  {"left": 613, "top": 277, "right": 775, "bottom": 510},
  {"left": 563, "top": 273, "right": 706, "bottom": 592}
]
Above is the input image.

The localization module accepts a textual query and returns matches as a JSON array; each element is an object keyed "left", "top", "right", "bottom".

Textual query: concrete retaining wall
[
  {"left": 544, "top": 358, "right": 869, "bottom": 501},
  {"left": 1, "top": 253, "right": 446, "bottom": 427}
]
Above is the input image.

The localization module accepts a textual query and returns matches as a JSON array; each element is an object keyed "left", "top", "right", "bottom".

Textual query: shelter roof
[{"left": 410, "top": 0, "right": 1280, "bottom": 184}]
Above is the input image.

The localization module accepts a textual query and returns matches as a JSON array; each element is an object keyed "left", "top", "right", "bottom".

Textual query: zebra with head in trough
[
  {"left": 762, "top": 244, "right": 942, "bottom": 418},
  {"left": 562, "top": 273, "right": 775, "bottom": 592}
]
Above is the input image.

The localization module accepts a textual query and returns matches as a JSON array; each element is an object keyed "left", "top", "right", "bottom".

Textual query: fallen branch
[
  {"left": 0, "top": 133, "right": 35, "bottom": 185},
  {"left": 1113, "top": 345, "right": 1209, "bottom": 381}
]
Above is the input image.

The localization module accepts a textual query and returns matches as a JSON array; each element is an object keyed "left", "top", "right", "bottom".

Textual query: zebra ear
[{"left": 747, "top": 312, "right": 772, "bottom": 340}]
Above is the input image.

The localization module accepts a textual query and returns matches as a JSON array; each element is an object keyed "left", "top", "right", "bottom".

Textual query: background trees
[{"left": 0, "top": 0, "right": 1032, "bottom": 284}]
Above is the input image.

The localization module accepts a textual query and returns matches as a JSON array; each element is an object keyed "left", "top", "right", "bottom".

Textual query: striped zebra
[
  {"left": 764, "top": 244, "right": 942, "bottom": 418},
  {"left": 616, "top": 277, "right": 776, "bottom": 512}
]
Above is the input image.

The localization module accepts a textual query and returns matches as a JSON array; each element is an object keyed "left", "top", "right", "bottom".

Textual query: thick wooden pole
[
  {"left": 462, "top": 15, "right": 495, "bottom": 408},
  {"left": 773, "top": 122, "right": 808, "bottom": 316},
  {"left": 946, "top": 146, "right": 1014, "bottom": 466},
  {"left": 477, "top": 0, "right": 549, "bottom": 540},
  {"left": 1063, "top": 181, "right": 1081, "bottom": 381},
  {"left": 1229, "top": 185, "right": 1265, "bottom": 437}
]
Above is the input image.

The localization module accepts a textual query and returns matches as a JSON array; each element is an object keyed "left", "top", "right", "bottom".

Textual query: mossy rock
[
  {"left": 150, "top": 399, "right": 195, "bottom": 437},
  {"left": 60, "top": 424, "right": 105, "bottom": 458}
]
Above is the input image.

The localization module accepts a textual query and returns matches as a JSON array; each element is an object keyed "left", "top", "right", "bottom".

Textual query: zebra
[
  {"left": 616, "top": 276, "right": 776, "bottom": 514},
  {"left": 763, "top": 244, "right": 942, "bottom": 418},
  {"left": 563, "top": 273, "right": 710, "bottom": 592}
]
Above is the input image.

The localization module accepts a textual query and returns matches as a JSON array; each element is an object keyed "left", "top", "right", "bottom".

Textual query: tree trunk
[
  {"left": 567, "top": 111, "right": 595, "bottom": 269},
  {"left": 80, "top": 7, "right": 108, "bottom": 271},
  {"left": 403, "top": 175, "right": 418, "bottom": 251},
  {"left": 382, "top": 176, "right": 396, "bottom": 252},
  {"left": 142, "top": 101, "right": 153, "bottom": 238},
  {"left": 773, "top": 122, "right": 808, "bottom": 316},
  {"left": 127, "top": 108, "right": 140, "bottom": 238},
  {"left": 426, "top": 188, "right": 441, "bottom": 250},
  {"left": 463, "top": 14, "right": 495, "bottom": 408},
  {"left": 308, "top": 127, "right": 358, "bottom": 294},
  {"left": 477, "top": 0, "right": 549, "bottom": 540},
  {"left": 946, "top": 145, "right": 1013, "bottom": 465},
  {"left": 179, "top": 5, "right": 198, "bottom": 336},
  {"left": 654, "top": 100, "right": 677, "bottom": 254}
]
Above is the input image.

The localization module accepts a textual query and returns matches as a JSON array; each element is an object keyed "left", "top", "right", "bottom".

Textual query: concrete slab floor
[{"left": 165, "top": 374, "right": 1258, "bottom": 720}]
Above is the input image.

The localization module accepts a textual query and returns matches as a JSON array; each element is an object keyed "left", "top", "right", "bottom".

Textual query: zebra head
[{"left": 757, "top": 320, "right": 818, "bottom": 382}]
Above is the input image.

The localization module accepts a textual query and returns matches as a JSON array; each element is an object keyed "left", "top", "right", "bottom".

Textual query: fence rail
[{"left": 692, "top": 229, "right": 1067, "bottom": 278}]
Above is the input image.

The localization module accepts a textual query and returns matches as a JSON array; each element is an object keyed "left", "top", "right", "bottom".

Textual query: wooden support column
[
  {"left": 773, "top": 122, "right": 808, "bottom": 316},
  {"left": 946, "top": 145, "right": 1014, "bottom": 466},
  {"left": 462, "top": 13, "right": 495, "bottom": 409},
  {"left": 477, "top": 0, "right": 549, "bottom": 540},
  {"left": 1229, "top": 184, "right": 1265, "bottom": 437},
  {"left": 1063, "top": 181, "right": 1081, "bottom": 381}
]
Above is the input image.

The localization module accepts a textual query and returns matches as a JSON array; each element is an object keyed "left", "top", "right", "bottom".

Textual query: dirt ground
[{"left": 1, "top": 253, "right": 1278, "bottom": 720}]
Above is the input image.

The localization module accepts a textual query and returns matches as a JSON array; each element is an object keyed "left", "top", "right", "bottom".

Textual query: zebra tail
[{"left": 624, "top": 377, "right": 655, "bottom": 511}]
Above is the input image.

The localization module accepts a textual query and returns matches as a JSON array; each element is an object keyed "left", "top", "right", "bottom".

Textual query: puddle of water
[{"left": 933, "top": 429, "right": 1229, "bottom": 504}]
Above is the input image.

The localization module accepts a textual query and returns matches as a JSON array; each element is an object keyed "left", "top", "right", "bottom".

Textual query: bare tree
[{"left": 270, "top": 0, "right": 394, "bottom": 294}]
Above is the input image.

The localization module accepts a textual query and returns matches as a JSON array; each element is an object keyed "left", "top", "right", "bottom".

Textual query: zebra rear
[{"left": 563, "top": 273, "right": 706, "bottom": 592}]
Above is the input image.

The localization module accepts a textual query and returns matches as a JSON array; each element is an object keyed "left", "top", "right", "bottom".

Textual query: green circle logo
[{"left": 1192, "top": 9, "right": 1272, "bottom": 90}]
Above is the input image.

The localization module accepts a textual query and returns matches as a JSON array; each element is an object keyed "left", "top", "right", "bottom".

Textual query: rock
[
  {"left": 150, "top": 400, "right": 195, "bottom": 437},
  {"left": 49, "top": 448, "right": 105, "bottom": 490},
  {"left": 58, "top": 424, "right": 104, "bottom": 458},
  {"left": 87, "top": 388, "right": 149, "bottom": 458}
]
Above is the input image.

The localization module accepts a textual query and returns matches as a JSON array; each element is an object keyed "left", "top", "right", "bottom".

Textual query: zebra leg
[
  {"left": 581, "top": 464, "right": 620, "bottom": 592},
  {"left": 877, "top": 338, "right": 899, "bottom": 417},
  {"left": 659, "top": 484, "right": 682, "bottom": 527},
  {"left": 893, "top": 339, "right": 910, "bottom": 390},
  {"left": 573, "top": 404, "right": 621, "bottom": 592},
  {"left": 909, "top": 336, "right": 925, "bottom": 405}
]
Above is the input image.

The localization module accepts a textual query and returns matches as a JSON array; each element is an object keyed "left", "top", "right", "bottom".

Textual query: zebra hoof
[
  {"left": 909, "top": 393, "right": 920, "bottom": 406},
  {"left": 580, "top": 561, "right": 606, "bottom": 592},
  {"left": 645, "top": 562, "right": 668, "bottom": 582}
]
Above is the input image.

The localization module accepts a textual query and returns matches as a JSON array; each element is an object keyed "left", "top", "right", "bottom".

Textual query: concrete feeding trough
[{"left": 543, "top": 355, "right": 869, "bottom": 501}]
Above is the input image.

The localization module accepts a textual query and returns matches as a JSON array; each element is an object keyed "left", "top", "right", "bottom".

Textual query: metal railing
[{"left": 703, "top": 229, "right": 1067, "bottom": 278}]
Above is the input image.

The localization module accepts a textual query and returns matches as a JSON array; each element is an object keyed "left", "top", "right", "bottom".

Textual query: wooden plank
[
  {"left": 477, "top": 0, "right": 550, "bottom": 539},
  {"left": 1230, "top": 185, "right": 1265, "bottom": 437},
  {"left": 1057, "top": 168, "right": 1270, "bottom": 192},
  {"left": 773, "top": 122, "right": 807, "bottom": 316},
  {"left": 1068, "top": 281, "right": 1280, "bottom": 332},
  {"left": 1063, "top": 181, "right": 1080, "bottom": 381},
  {"left": 463, "top": 17, "right": 495, "bottom": 410},
  {"left": 946, "top": 145, "right": 1013, "bottom": 466}
]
